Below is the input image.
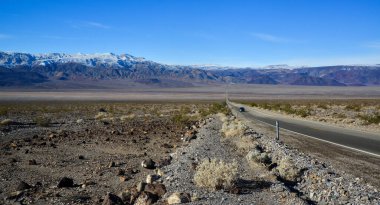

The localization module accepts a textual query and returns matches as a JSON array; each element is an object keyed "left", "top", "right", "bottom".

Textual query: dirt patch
[{"left": 0, "top": 102, "right": 220, "bottom": 204}]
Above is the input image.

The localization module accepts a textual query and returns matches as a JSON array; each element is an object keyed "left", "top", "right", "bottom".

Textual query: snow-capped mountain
[
  {"left": 0, "top": 51, "right": 379, "bottom": 87},
  {"left": 0, "top": 52, "right": 146, "bottom": 68}
]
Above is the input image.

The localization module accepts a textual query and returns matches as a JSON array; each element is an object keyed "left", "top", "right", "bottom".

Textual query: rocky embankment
[{"left": 123, "top": 114, "right": 379, "bottom": 204}]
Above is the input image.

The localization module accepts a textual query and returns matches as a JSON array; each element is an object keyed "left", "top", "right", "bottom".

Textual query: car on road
[{"left": 239, "top": 107, "right": 245, "bottom": 112}]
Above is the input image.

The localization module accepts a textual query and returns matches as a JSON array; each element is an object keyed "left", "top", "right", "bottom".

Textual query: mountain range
[{"left": 1, "top": 51, "right": 379, "bottom": 88}]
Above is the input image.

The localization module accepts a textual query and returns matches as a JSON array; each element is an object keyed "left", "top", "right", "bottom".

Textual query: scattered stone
[
  {"left": 102, "top": 192, "right": 124, "bottom": 205},
  {"left": 28, "top": 159, "right": 37, "bottom": 165},
  {"left": 108, "top": 161, "right": 116, "bottom": 168},
  {"left": 157, "top": 156, "right": 172, "bottom": 168},
  {"left": 16, "top": 181, "right": 32, "bottom": 191},
  {"left": 167, "top": 192, "right": 191, "bottom": 204},
  {"left": 118, "top": 191, "right": 131, "bottom": 204},
  {"left": 57, "top": 177, "right": 74, "bottom": 188},
  {"left": 144, "top": 183, "right": 167, "bottom": 197},
  {"left": 137, "top": 181, "right": 147, "bottom": 192},
  {"left": 119, "top": 175, "right": 132, "bottom": 182},
  {"left": 6, "top": 191, "right": 23, "bottom": 200},
  {"left": 117, "top": 169, "right": 125, "bottom": 176},
  {"left": 183, "top": 130, "right": 197, "bottom": 142},
  {"left": 141, "top": 158, "right": 155, "bottom": 169},
  {"left": 76, "top": 119, "right": 84, "bottom": 124},
  {"left": 146, "top": 174, "right": 160, "bottom": 184},
  {"left": 134, "top": 191, "right": 159, "bottom": 205},
  {"left": 161, "top": 143, "right": 174, "bottom": 149}
]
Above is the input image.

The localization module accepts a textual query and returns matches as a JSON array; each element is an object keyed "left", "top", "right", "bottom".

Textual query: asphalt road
[{"left": 228, "top": 101, "right": 380, "bottom": 156}]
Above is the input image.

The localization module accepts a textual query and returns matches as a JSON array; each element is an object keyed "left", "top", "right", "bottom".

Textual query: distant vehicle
[{"left": 239, "top": 107, "right": 245, "bottom": 112}]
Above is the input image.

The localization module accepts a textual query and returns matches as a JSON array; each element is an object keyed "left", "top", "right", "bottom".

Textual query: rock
[
  {"left": 167, "top": 192, "right": 191, "bottom": 204},
  {"left": 117, "top": 169, "right": 125, "bottom": 176},
  {"left": 118, "top": 191, "right": 131, "bottom": 204},
  {"left": 108, "top": 161, "right": 116, "bottom": 168},
  {"left": 119, "top": 175, "right": 131, "bottom": 182},
  {"left": 183, "top": 130, "right": 197, "bottom": 142},
  {"left": 10, "top": 142, "right": 17, "bottom": 149},
  {"left": 141, "top": 159, "right": 155, "bottom": 169},
  {"left": 29, "top": 159, "right": 37, "bottom": 165},
  {"left": 6, "top": 191, "right": 23, "bottom": 200},
  {"left": 102, "top": 192, "right": 124, "bottom": 205},
  {"left": 57, "top": 177, "right": 74, "bottom": 188},
  {"left": 76, "top": 119, "right": 84, "bottom": 124},
  {"left": 144, "top": 183, "right": 167, "bottom": 197},
  {"left": 16, "top": 181, "right": 31, "bottom": 191},
  {"left": 78, "top": 155, "right": 85, "bottom": 160},
  {"left": 161, "top": 143, "right": 174, "bottom": 149},
  {"left": 146, "top": 175, "right": 154, "bottom": 184},
  {"left": 134, "top": 191, "right": 159, "bottom": 205},
  {"left": 155, "top": 169, "right": 164, "bottom": 177},
  {"left": 157, "top": 155, "right": 172, "bottom": 168},
  {"left": 137, "top": 181, "right": 146, "bottom": 192}
]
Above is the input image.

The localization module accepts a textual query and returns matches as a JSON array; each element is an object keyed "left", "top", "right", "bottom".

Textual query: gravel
[{"left": 160, "top": 116, "right": 306, "bottom": 205}]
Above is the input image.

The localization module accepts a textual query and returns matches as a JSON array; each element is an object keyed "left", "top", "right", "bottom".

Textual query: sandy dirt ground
[{"left": 1, "top": 85, "right": 380, "bottom": 102}]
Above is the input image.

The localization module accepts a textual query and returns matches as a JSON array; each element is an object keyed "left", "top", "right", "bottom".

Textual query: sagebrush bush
[
  {"left": 33, "top": 116, "right": 51, "bottom": 127},
  {"left": 200, "top": 102, "right": 230, "bottom": 117},
  {"left": 194, "top": 158, "right": 238, "bottom": 190},
  {"left": 358, "top": 113, "right": 380, "bottom": 125},
  {"left": 277, "top": 158, "right": 300, "bottom": 182},
  {"left": 246, "top": 149, "right": 271, "bottom": 164},
  {"left": 345, "top": 104, "right": 361, "bottom": 112},
  {"left": 221, "top": 119, "right": 247, "bottom": 138},
  {"left": 95, "top": 112, "right": 108, "bottom": 120},
  {"left": 120, "top": 114, "right": 135, "bottom": 121}
]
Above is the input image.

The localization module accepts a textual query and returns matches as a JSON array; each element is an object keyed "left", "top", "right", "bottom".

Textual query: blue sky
[{"left": 0, "top": 0, "right": 379, "bottom": 66}]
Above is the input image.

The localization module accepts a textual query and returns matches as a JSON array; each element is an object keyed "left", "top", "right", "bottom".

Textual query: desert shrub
[
  {"left": 277, "top": 158, "right": 300, "bottom": 182},
  {"left": 294, "top": 108, "right": 310, "bottom": 118},
  {"left": 345, "top": 104, "right": 361, "bottom": 112},
  {"left": 221, "top": 119, "right": 247, "bottom": 138},
  {"left": 194, "top": 158, "right": 238, "bottom": 190},
  {"left": 120, "top": 114, "right": 136, "bottom": 121},
  {"left": 172, "top": 113, "right": 191, "bottom": 125},
  {"left": 333, "top": 113, "right": 346, "bottom": 119},
  {"left": 260, "top": 103, "right": 271, "bottom": 110},
  {"left": 95, "top": 112, "right": 108, "bottom": 120},
  {"left": 281, "top": 104, "right": 295, "bottom": 114},
  {"left": 200, "top": 102, "right": 230, "bottom": 117},
  {"left": 317, "top": 104, "right": 328, "bottom": 109},
  {"left": 0, "top": 107, "right": 8, "bottom": 116},
  {"left": 216, "top": 113, "right": 228, "bottom": 123},
  {"left": 250, "top": 102, "right": 258, "bottom": 107},
  {"left": 246, "top": 149, "right": 271, "bottom": 164},
  {"left": 358, "top": 113, "right": 380, "bottom": 125},
  {"left": 33, "top": 116, "right": 51, "bottom": 127},
  {"left": 0, "top": 119, "right": 13, "bottom": 126}
]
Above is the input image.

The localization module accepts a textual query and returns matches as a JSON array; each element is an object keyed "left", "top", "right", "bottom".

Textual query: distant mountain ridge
[{"left": 0, "top": 51, "right": 379, "bottom": 87}]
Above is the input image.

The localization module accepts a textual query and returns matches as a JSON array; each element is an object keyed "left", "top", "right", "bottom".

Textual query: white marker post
[{"left": 276, "top": 121, "right": 280, "bottom": 140}]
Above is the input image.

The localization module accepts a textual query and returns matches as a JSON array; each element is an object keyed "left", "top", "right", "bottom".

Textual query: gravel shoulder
[{"left": 160, "top": 116, "right": 306, "bottom": 205}]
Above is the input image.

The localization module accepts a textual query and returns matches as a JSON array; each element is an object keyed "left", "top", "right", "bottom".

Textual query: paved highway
[{"left": 228, "top": 101, "right": 380, "bottom": 157}]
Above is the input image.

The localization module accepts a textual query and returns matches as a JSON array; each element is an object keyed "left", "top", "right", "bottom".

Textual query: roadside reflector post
[{"left": 276, "top": 121, "right": 280, "bottom": 141}]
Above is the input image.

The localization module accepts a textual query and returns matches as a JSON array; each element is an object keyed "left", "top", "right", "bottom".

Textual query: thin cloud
[
  {"left": 250, "top": 32, "right": 298, "bottom": 43},
  {"left": 363, "top": 41, "right": 380, "bottom": 49},
  {"left": 84, "top": 21, "right": 110, "bottom": 29},
  {"left": 0, "top": 33, "right": 13, "bottom": 40},
  {"left": 69, "top": 21, "right": 110, "bottom": 29},
  {"left": 41, "top": 35, "right": 80, "bottom": 40}
]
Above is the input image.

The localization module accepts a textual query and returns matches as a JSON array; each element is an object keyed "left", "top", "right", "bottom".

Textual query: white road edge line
[{"left": 228, "top": 103, "right": 380, "bottom": 158}]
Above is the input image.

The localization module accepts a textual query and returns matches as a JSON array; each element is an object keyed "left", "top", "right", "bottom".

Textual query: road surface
[{"left": 228, "top": 101, "right": 380, "bottom": 156}]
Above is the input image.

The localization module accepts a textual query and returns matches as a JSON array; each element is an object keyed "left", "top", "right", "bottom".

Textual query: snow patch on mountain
[{"left": 0, "top": 51, "right": 146, "bottom": 68}]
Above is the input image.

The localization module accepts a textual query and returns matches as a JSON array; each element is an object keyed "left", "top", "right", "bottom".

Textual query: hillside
[{"left": 0, "top": 51, "right": 379, "bottom": 88}]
